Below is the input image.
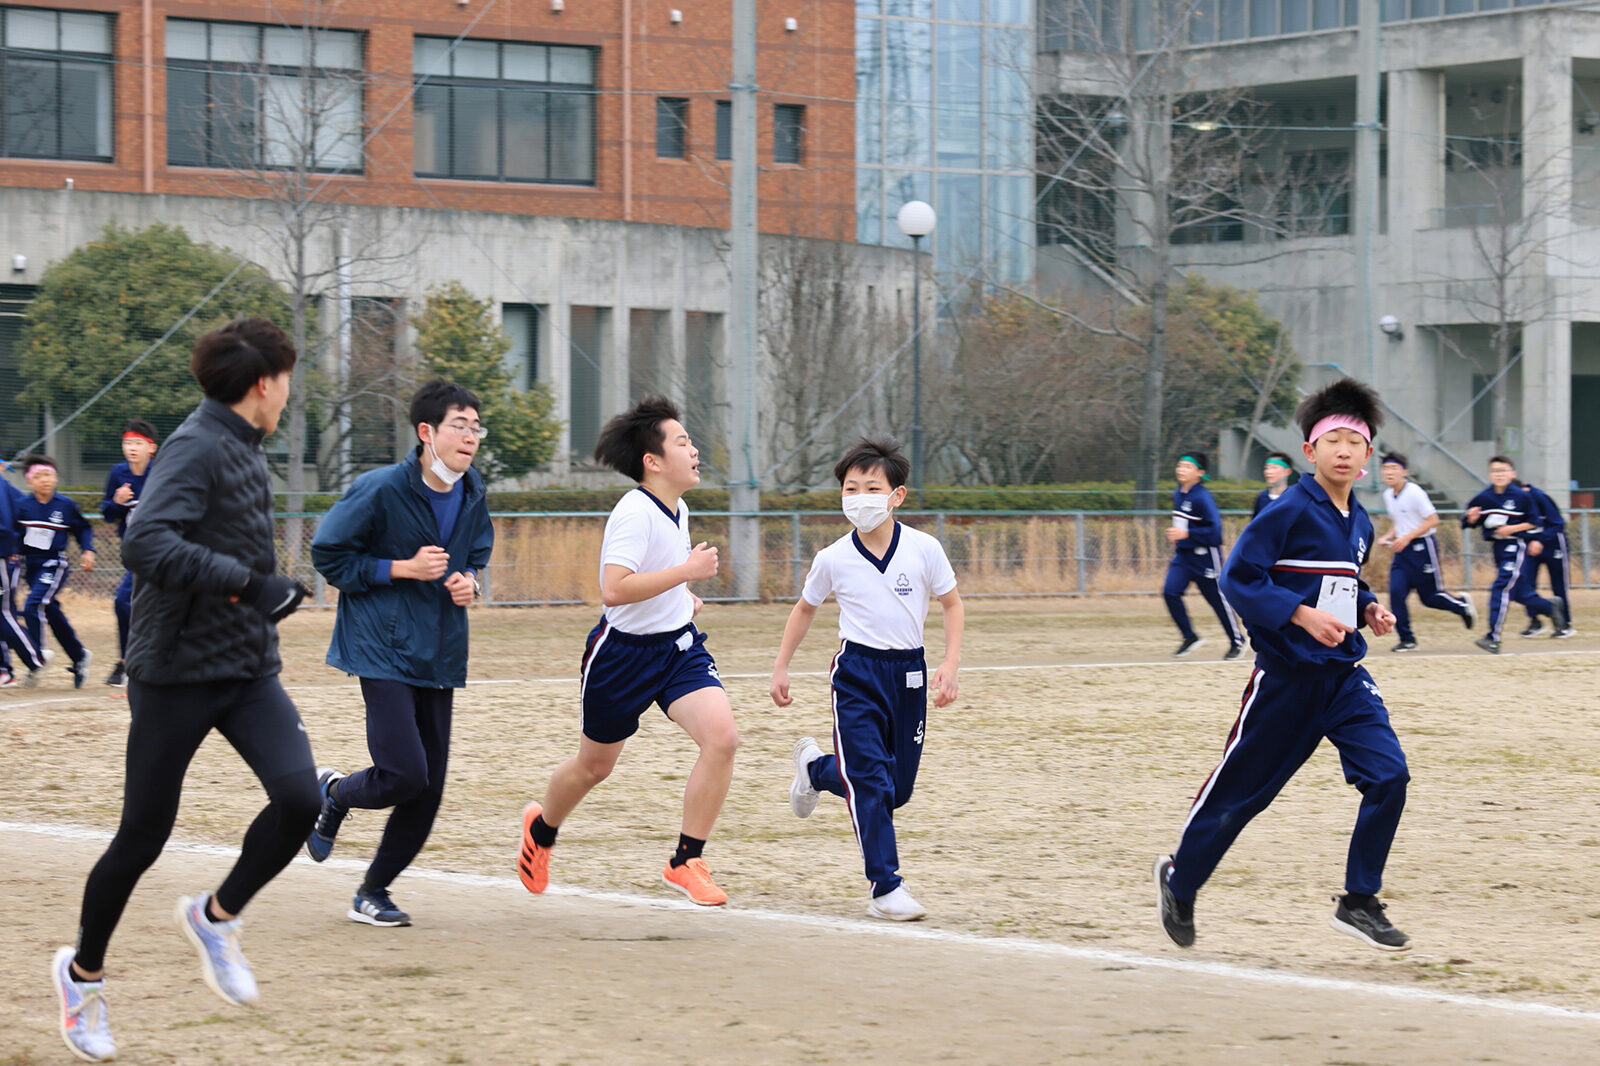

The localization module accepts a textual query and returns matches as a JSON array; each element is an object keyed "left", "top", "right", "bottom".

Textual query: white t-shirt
[
  {"left": 801, "top": 523, "right": 958, "bottom": 651},
  {"left": 1382, "top": 481, "right": 1437, "bottom": 540},
  {"left": 599, "top": 487, "right": 694, "bottom": 634}
]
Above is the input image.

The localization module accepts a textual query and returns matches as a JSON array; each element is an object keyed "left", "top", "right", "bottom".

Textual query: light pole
[{"left": 896, "top": 200, "right": 936, "bottom": 501}]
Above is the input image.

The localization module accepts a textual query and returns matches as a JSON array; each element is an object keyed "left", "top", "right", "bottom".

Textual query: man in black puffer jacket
[{"left": 51, "top": 318, "right": 320, "bottom": 1061}]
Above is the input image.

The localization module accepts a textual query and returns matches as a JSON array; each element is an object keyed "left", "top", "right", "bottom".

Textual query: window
[
  {"left": 1, "top": 8, "right": 113, "bottom": 161},
  {"left": 1278, "top": 149, "right": 1350, "bottom": 237},
  {"left": 501, "top": 303, "right": 542, "bottom": 392},
  {"left": 166, "top": 19, "right": 364, "bottom": 170},
  {"left": 568, "top": 306, "right": 608, "bottom": 458},
  {"left": 1171, "top": 193, "right": 1246, "bottom": 244},
  {"left": 773, "top": 103, "right": 804, "bottom": 164},
  {"left": 1472, "top": 374, "right": 1494, "bottom": 442},
  {"left": 656, "top": 97, "right": 688, "bottom": 159},
  {"left": 413, "top": 37, "right": 595, "bottom": 184},
  {"left": 715, "top": 100, "right": 731, "bottom": 160}
]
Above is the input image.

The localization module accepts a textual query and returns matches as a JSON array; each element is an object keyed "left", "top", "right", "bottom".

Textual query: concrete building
[
  {"left": 0, "top": 1, "right": 914, "bottom": 488},
  {"left": 1037, "top": 0, "right": 1600, "bottom": 503}
]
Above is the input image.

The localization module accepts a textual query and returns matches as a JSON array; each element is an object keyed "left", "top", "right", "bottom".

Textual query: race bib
[
  {"left": 906, "top": 670, "right": 924, "bottom": 689},
  {"left": 1171, "top": 515, "right": 1190, "bottom": 532},
  {"left": 23, "top": 525, "right": 53, "bottom": 550},
  {"left": 1317, "top": 575, "right": 1358, "bottom": 630},
  {"left": 1485, "top": 513, "right": 1508, "bottom": 529}
]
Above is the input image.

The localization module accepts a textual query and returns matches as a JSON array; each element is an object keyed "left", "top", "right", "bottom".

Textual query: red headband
[{"left": 123, "top": 431, "right": 155, "bottom": 445}]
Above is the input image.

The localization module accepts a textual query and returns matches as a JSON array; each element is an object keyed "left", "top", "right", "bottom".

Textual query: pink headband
[
  {"left": 1306, "top": 415, "right": 1372, "bottom": 478},
  {"left": 26, "top": 463, "right": 52, "bottom": 478}
]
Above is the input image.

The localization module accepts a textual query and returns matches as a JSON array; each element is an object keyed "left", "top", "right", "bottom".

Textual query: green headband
[
  {"left": 1265, "top": 457, "right": 1292, "bottom": 470},
  {"left": 1178, "top": 455, "right": 1209, "bottom": 480}
]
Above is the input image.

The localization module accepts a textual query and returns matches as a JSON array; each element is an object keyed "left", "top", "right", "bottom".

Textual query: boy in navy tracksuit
[
  {"left": 1164, "top": 452, "right": 1245, "bottom": 659},
  {"left": 1460, "top": 456, "right": 1566, "bottom": 653},
  {"left": 0, "top": 471, "right": 49, "bottom": 686},
  {"left": 100, "top": 419, "right": 158, "bottom": 686},
  {"left": 1156, "top": 378, "right": 1412, "bottom": 952},
  {"left": 1520, "top": 481, "right": 1574, "bottom": 639},
  {"left": 1251, "top": 452, "right": 1295, "bottom": 519},
  {"left": 13, "top": 455, "right": 96, "bottom": 688},
  {"left": 769, "top": 436, "right": 964, "bottom": 921},
  {"left": 306, "top": 380, "right": 494, "bottom": 927}
]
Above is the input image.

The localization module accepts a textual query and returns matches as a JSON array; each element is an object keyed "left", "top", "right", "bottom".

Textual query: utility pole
[
  {"left": 1356, "top": 0, "right": 1380, "bottom": 394},
  {"left": 727, "top": 0, "right": 761, "bottom": 599}
]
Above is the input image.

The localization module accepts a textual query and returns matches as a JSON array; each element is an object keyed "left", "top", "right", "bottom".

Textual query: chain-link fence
[{"left": 39, "top": 509, "right": 1600, "bottom": 607}]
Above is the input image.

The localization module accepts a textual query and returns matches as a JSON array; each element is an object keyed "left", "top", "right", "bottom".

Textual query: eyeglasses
[{"left": 439, "top": 420, "right": 488, "bottom": 440}]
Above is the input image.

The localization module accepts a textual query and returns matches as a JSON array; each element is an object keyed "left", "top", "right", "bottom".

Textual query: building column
[
  {"left": 546, "top": 301, "right": 572, "bottom": 474},
  {"left": 1520, "top": 35, "right": 1574, "bottom": 498},
  {"left": 1385, "top": 69, "right": 1445, "bottom": 272}
]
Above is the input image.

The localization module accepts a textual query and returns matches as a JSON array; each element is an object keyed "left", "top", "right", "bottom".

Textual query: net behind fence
[{"left": 41, "top": 506, "right": 1600, "bottom": 607}]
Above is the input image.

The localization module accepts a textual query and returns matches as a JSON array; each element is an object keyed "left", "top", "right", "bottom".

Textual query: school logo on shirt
[
  {"left": 1361, "top": 679, "right": 1382, "bottom": 699},
  {"left": 1356, "top": 537, "right": 1367, "bottom": 558},
  {"left": 894, "top": 573, "right": 913, "bottom": 597},
  {"left": 49, "top": 511, "right": 63, "bottom": 525},
  {"left": 913, "top": 720, "right": 925, "bottom": 746},
  {"left": 1182, "top": 502, "right": 1193, "bottom": 512}
]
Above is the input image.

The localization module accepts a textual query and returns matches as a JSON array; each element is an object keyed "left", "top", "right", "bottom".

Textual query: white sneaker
[
  {"left": 789, "top": 736, "right": 822, "bottom": 818},
  {"left": 1461, "top": 592, "right": 1477, "bottom": 631},
  {"left": 866, "top": 885, "right": 927, "bottom": 922},
  {"left": 52, "top": 945, "right": 115, "bottom": 1062},
  {"left": 175, "top": 894, "right": 259, "bottom": 1007}
]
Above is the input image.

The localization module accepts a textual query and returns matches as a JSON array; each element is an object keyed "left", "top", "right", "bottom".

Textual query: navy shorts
[{"left": 579, "top": 620, "right": 723, "bottom": 743}]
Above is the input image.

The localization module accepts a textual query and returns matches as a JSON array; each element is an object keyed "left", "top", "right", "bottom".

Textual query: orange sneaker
[
  {"left": 518, "top": 802, "right": 551, "bottom": 894},
  {"left": 662, "top": 858, "right": 728, "bottom": 906}
]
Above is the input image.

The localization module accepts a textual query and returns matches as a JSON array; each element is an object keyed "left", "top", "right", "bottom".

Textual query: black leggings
[
  {"left": 74, "top": 676, "right": 319, "bottom": 973},
  {"left": 335, "top": 678, "right": 453, "bottom": 890}
]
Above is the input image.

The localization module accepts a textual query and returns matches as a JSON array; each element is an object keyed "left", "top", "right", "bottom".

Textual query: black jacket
[{"left": 123, "top": 399, "right": 283, "bottom": 684}]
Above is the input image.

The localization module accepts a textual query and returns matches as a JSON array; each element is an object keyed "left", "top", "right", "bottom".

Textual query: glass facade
[
  {"left": 856, "top": 1, "right": 1034, "bottom": 285},
  {"left": 2, "top": 7, "right": 113, "bottom": 162}
]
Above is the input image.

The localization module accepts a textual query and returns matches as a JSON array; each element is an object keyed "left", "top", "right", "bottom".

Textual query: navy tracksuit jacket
[
  {"left": 1163, "top": 483, "right": 1244, "bottom": 645},
  {"left": 1460, "top": 484, "right": 1556, "bottom": 641}
]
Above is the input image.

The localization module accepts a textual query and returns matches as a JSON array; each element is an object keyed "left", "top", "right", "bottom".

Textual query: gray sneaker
[
  {"left": 175, "top": 893, "right": 259, "bottom": 1006},
  {"left": 52, "top": 945, "right": 115, "bottom": 1062},
  {"left": 1154, "top": 855, "right": 1195, "bottom": 948},
  {"left": 1474, "top": 636, "right": 1501, "bottom": 655},
  {"left": 789, "top": 736, "right": 822, "bottom": 818},
  {"left": 1550, "top": 597, "right": 1568, "bottom": 636},
  {"left": 1330, "top": 895, "right": 1410, "bottom": 951}
]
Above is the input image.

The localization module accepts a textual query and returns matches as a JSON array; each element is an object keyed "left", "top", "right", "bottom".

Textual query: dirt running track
[{"left": 3, "top": 595, "right": 1600, "bottom": 1063}]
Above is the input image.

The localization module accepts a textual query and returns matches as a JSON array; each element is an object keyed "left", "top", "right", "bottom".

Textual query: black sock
[
  {"left": 204, "top": 896, "right": 228, "bottom": 924},
  {"left": 1342, "top": 892, "right": 1375, "bottom": 910},
  {"left": 530, "top": 814, "right": 558, "bottom": 848},
  {"left": 669, "top": 834, "right": 705, "bottom": 868}
]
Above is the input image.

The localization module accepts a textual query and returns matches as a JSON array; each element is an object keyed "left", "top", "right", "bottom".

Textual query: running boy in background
[
  {"left": 305, "top": 379, "right": 494, "bottom": 927},
  {"left": 14, "top": 455, "right": 95, "bottom": 688},
  {"left": 518, "top": 396, "right": 738, "bottom": 906},
  {"left": 1155, "top": 378, "right": 1413, "bottom": 953},
  {"left": 1461, "top": 456, "right": 1565, "bottom": 654},
  {"left": 1251, "top": 452, "right": 1296, "bottom": 518},
  {"left": 769, "top": 436, "right": 963, "bottom": 922},
  {"left": 1519, "top": 480, "right": 1574, "bottom": 638},
  {"left": 1164, "top": 453, "right": 1246, "bottom": 659},
  {"left": 100, "top": 419, "right": 158, "bottom": 686},
  {"left": 1377, "top": 453, "right": 1475, "bottom": 651},
  {"left": 0, "top": 468, "right": 48, "bottom": 687}
]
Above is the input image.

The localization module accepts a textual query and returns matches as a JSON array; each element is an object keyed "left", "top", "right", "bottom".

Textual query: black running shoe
[
  {"left": 1391, "top": 640, "right": 1418, "bottom": 652},
  {"left": 1554, "top": 625, "right": 1577, "bottom": 639},
  {"left": 1174, "top": 636, "right": 1204, "bottom": 657},
  {"left": 1223, "top": 642, "right": 1244, "bottom": 661},
  {"left": 70, "top": 650, "right": 92, "bottom": 690},
  {"left": 1549, "top": 597, "right": 1568, "bottom": 637},
  {"left": 1461, "top": 593, "right": 1477, "bottom": 630},
  {"left": 1153, "top": 855, "right": 1195, "bottom": 948},
  {"left": 1330, "top": 895, "right": 1410, "bottom": 951},
  {"left": 1519, "top": 621, "right": 1546, "bottom": 638},
  {"left": 305, "top": 769, "right": 348, "bottom": 862},
  {"left": 105, "top": 660, "right": 127, "bottom": 687},
  {"left": 1474, "top": 636, "right": 1500, "bottom": 655},
  {"left": 349, "top": 886, "right": 411, "bottom": 927}
]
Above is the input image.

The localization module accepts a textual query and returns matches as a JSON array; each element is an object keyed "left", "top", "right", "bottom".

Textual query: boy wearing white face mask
[
  {"left": 770, "top": 436, "right": 963, "bottom": 921},
  {"left": 306, "top": 379, "right": 494, "bottom": 926}
]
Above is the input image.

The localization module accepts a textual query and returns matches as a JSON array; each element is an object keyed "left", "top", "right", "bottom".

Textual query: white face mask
[
  {"left": 842, "top": 493, "right": 893, "bottom": 533},
  {"left": 426, "top": 438, "right": 465, "bottom": 487}
]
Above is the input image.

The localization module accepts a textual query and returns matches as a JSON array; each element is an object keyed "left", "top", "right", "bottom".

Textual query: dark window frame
[
  {"left": 773, "top": 102, "right": 804, "bottom": 165},
  {"left": 0, "top": 6, "right": 114, "bottom": 163},
  {"left": 165, "top": 19, "right": 366, "bottom": 172},
  {"left": 413, "top": 36, "right": 597, "bottom": 186},
  {"left": 714, "top": 99, "right": 731, "bottom": 160},
  {"left": 656, "top": 96, "right": 688, "bottom": 159}
]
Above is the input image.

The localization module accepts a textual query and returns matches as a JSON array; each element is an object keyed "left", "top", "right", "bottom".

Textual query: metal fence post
[
  {"left": 1462, "top": 531, "right": 1473, "bottom": 590},
  {"left": 935, "top": 511, "right": 946, "bottom": 544},
  {"left": 1075, "top": 512, "right": 1087, "bottom": 595},
  {"left": 481, "top": 563, "right": 492, "bottom": 605},
  {"left": 1583, "top": 510, "right": 1593, "bottom": 588},
  {"left": 790, "top": 512, "right": 803, "bottom": 598}
]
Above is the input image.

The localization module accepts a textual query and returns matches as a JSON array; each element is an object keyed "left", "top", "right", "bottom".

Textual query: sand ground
[{"left": 3, "top": 592, "right": 1600, "bottom": 1064}]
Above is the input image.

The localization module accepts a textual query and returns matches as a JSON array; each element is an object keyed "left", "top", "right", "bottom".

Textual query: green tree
[
  {"left": 412, "top": 282, "right": 560, "bottom": 483},
  {"left": 14, "top": 222, "right": 292, "bottom": 447}
]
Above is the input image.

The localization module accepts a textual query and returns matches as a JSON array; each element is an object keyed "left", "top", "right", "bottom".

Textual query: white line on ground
[
  {"left": 2, "top": 646, "right": 1594, "bottom": 708},
  {"left": 6, "top": 818, "right": 1600, "bottom": 1026}
]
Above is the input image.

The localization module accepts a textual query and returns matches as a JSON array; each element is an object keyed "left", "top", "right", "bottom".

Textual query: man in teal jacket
[{"left": 306, "top": 379, "right": 495, "bottom": 926}]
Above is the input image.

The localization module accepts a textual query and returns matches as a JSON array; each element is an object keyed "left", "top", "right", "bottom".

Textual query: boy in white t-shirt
[
  {"left": 518, "top": 396, "right": 737, "bottom": 906},
  {"left": 770, "top": 436, "right": 964, "bottom": 921},
  {"left": 1377, "top": 453, "right": 1474, "bottom": 651}
]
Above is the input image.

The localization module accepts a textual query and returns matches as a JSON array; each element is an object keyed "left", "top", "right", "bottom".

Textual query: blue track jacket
[
  {"left": 1461, "top": 484, "right": 1542, "bottom": 542},
  {"left": 1171, "top": 483, "right": 1223, "bottom": 550},
  {"left": 312, "top": 449, "right": 494, "bottom": 688},
  {"left": 1523, "top": 483, "right": 1565, "bottom": 537},
  {"left": 101, "top": 460, "right": 152, "bottom": 537},
  {"left": 1220, "top": 476, "right": 1378, "bottom": 678}
]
